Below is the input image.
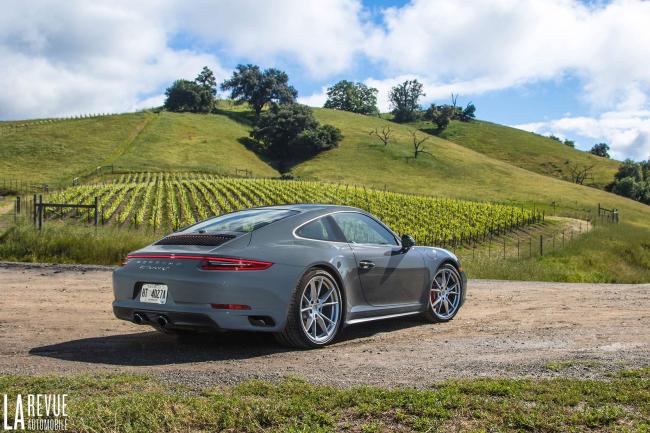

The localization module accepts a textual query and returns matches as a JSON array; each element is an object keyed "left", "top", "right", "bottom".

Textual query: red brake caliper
[{"left": 430, "top": 281, "right": 436, "bottom": 305}]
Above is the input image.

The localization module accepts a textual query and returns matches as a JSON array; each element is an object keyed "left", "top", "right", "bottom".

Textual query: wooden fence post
[
  {"left": 539, "top": 235, "right": 543, "bottom": 256},
  {"left": 94, "top": 197, "right": 98, "bottom": 226},
  {"left": 38, "top": 195, "right": 43, "bottom": 230},
  {"left": 517, "top": 237, "right": 520, "bottom": 260}
]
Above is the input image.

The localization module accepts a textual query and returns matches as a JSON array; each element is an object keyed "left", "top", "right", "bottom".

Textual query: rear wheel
[
  {"left": 422, "top": 263, "right": 462, "bottom": 323},
  {"left": 275, "top": 269, "right": 343, "bottom": 349}
]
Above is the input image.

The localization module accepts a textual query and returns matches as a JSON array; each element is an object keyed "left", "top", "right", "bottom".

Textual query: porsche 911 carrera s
[{"left": 113, "top": 205, "right": 467, "bottom": 348}]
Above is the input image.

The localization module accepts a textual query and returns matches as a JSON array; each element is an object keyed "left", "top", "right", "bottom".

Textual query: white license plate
[{"left": 139, "top": 284, "right": 168, "bottom": 304}]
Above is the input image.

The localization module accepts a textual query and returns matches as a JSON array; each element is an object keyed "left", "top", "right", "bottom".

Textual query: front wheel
[
  {"left": 421, "top": 263, "right": 463, "bottom": 323},
  {"left": 275, "top": 269, "right": 343, "bottom": 349}
]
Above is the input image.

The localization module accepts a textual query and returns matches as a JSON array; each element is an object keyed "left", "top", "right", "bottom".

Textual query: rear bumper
[
  {"left": 112, "top": 303, "right": 278, "bottom": 332},
  {"left": 113, "top": 306, "right": 219, "bottom": 330},
  {"left": 112, "top": 262, "right": 305, "bottom": 332}
]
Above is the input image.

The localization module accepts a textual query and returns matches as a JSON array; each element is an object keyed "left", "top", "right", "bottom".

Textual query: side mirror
[{"left": 400, "top": 234, "right": 416, "bottom": 252}]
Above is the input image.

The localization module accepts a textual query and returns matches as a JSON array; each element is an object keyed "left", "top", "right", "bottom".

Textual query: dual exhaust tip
[{"left": 133, "top": 313, "right": 168, "bottom": 328}]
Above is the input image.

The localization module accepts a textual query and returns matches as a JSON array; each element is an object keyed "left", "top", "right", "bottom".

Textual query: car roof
[{"left": 256, "top": 204, "right": 362, "bottom": 214}]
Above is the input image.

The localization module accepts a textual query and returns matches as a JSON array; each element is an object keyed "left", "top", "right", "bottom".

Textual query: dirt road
[{"left": 0, "top": 262, "right": 648, "bottom": 388}]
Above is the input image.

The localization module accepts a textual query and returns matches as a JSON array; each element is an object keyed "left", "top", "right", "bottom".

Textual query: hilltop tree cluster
[
  {"left": 164, "top": 67, "right": 217, "bottom": 113},
  {"left": 221, "top": 64, "right": 298, "bottom": 115},
  {"left": 606, "top": 158, "right": 650, "bottom": 205},
  {"left": 163, "top": 65, "right": 342, "bottom": 168},
  {"left": 389, "top": 80, "right": 426, "bottom": 123},
  {"left": 163, "top": 69, "right": 485, "bottom": 166},
  {"left": 590, "top": 142, "right": 610, "bottom": 158},
  {"left": 220, "top": 65, "right": 342, "bottom": 168},
  {"left": 424, "top": 101, "right": 476, "bottom": 131},
  {"left": 385, "top": 80, "right": 477, "bottom": 131},
  {"left": 324, "top": 80, "right": 378, "bottom": 115}
]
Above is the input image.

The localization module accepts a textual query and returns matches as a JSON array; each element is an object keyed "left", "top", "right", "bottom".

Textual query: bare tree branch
[
  {"left": 411, "top": 131, "right": 431, "bottom": 159},
  {"left": 451, "top": 93, "right": 458, "bottom": 108},
  {"left": 566, "top": 162, "right": 595, "bottom": 185},
  {"left": 368, "top": 126, "right": 393, "bottom": 146}
]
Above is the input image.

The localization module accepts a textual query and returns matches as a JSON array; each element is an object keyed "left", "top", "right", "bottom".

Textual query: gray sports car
[{"left": 113, "top": 205, "right": 467, "bottom": 348}]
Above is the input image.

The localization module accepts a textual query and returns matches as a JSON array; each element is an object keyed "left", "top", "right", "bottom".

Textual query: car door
[{"left": 331, "top": 212, "right": 427, "bottom": 306}]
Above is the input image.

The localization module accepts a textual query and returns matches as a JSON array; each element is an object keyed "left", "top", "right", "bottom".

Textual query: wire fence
[{"left": 452, "top": 219, "right": 593, "bottom": 263}]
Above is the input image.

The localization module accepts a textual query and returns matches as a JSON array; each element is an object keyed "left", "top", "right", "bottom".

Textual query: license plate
[{"left": 139, "top": 284, "right": 168, "bottom": 304}]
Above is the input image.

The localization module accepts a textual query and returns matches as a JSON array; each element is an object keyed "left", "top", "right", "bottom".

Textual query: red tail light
[
  {"left": 211, "top": 304, "right": 251, "bottom": 310},
  {"left": 200, "top": 257, "right": 273, "bottom": 271},
  {"left": 124, "top": 254, "right": 272, "bottom": 271}
]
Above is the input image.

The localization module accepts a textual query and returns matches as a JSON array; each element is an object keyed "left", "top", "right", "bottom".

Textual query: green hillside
[
  {"left": 0, "top": 113, "right": 151, "bottom": 184},
  {"left": 427, "top": 119, "right": 621, "bottom": 188},
  {"left": 110, "top": 111, "right": 276, "bottom": 177},
  {"left": 0, "top": 111, "right": 277, "bottom": 185},
  {"left": 299, "top": 109, "right": 645, "bottom": 220}
]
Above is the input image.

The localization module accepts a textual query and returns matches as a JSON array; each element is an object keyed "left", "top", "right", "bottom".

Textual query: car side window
[
  {"left": 296, "top": 217, "right": 341, "bottom": 241},
  {"left": 331, "top": 213, "right": 398, "bottom": 246}
]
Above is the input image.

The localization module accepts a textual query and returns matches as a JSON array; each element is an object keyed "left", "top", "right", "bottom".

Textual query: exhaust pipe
[
  {"left": 156, "top": 315, "right": 169, "bottom": 328},
  {"left": 133, "top": 313, "right": 145, "bottom": 325}
]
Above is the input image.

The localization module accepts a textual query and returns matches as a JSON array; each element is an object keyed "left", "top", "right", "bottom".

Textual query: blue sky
[{"left": 1, "top": 0, "right": 650, "bottom": 160}]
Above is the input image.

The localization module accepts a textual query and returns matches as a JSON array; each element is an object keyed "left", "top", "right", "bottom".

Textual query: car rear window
[{"left": 189, "top": 209, "right": 298, "bottom": 233}]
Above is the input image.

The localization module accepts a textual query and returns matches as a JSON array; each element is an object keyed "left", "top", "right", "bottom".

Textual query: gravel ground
[{"left": 0, "top": 262, "right": 648, "bottom": 388}]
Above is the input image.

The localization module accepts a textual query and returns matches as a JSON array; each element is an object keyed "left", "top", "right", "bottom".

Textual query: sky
[{"left": 1, "top": 0, "right": 650, "bottom": 161}]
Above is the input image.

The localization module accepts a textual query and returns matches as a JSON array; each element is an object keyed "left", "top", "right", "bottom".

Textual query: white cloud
[
  {"left": 514, "top": 110, "right": 650, "bottom": 161},
  {"left": 298, "top": 86, "right": 329, "bottom": 108},
  {"left": 175, "top": 0, "right": 368, "bottom": 77},
  {"left": 0, "top": 0, "right": 226, "bottom": 119},
  {"left": 366, "top": 0, "right": 650, "bottom": 110}
]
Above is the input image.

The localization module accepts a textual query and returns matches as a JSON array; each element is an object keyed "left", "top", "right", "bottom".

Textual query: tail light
[
  {"left": 200, "top": 257, "right": 273, "bottom": 271},
  {"left": 124, "top": 253, "right": 272, "bottom": 271},
  {"left": 211, "top": 304, "right": 252, "bottom": 310}
]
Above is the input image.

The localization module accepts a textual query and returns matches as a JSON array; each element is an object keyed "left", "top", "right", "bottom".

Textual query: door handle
[{"left": 359, "top": 260, "right": 375, "bottom": 270}]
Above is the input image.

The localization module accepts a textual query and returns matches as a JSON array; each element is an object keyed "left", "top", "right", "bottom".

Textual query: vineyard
[{"left": 45, "top": 172, "right": 543, "bottom": 245}]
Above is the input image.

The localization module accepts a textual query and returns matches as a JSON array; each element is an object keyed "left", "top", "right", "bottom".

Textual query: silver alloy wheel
[
  {"left": 430, "top": 266, "right": 461, "bottom": 320},
  {"left": 299, "top": 274, "right": 341, "bottom": 344}
]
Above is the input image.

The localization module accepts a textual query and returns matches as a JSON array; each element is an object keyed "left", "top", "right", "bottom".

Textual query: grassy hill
[
  {"left": 418, "top": 119, "right": 621, "bottom": 188},
  {"left": 0, "top": 113, "right": 151, "bottom": 184},
  {"left": 300, "top": 110, "right": 630, "bottom": 213},
  {"left": 1, "top": 107, "right": 648, "bottom": 281},
  {"left": 0, "top": 111, "right": 277, "bottom": 185}
]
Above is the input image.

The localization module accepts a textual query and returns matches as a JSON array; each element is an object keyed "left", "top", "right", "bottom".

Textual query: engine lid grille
[{"left": 155, "top": 233, "right": 236, "bottom": 246}]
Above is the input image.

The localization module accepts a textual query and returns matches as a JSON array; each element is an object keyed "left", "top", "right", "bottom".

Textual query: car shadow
[{"left": 28, "top": 317, "right": 425, "bottom": 366}]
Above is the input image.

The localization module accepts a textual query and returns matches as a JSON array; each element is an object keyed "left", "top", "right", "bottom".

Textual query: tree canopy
[
  {"left": 164, "top": 79, "right": 203, "bottom": 112},
  {"left": 424, "top": 101, "right": 476, "bottom": 131},
  {"left": 221, "top": 64, "right": 297, "bottom": 115},
  {"left": 590, "top": 143, "right": 610, "bottom": 158},
  {"left": 164, "top": 66, "right": 218, "bottom": 113},
  {"left": 323, "top": 80, "right": 378, "bottom": 115},
  {"left": 250, "top": 103, "right": 342, "bottom": 166},
  {"left": 606, "top": 159, "right": 650, "bottom": 205},
  {"left": 389, "top": 79, "right": 425, "bottom": 123}
]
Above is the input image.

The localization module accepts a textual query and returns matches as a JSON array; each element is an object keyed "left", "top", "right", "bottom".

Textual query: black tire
[
  {"left": 421, "top": 263, "right": 463, "bottom": 323},
  {"left": 274, "top": 268, "right": 343, "bottom": 349}
]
